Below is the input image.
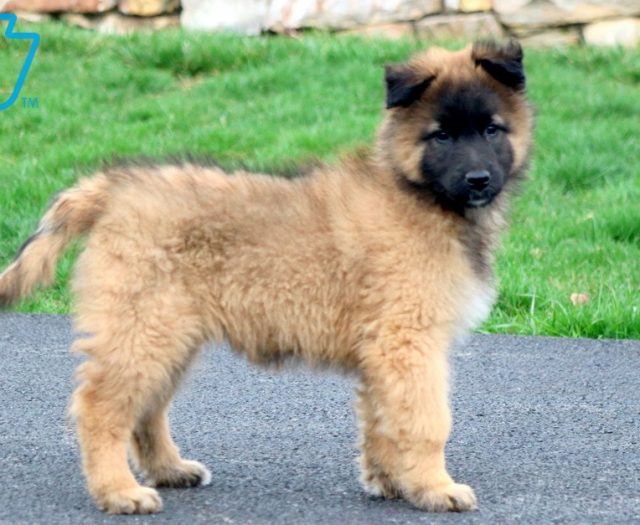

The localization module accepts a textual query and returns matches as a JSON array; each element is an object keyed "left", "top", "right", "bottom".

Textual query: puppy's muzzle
[
  {"left": 465, "top": 170, "right": 490, "bottom": 191},
  {"left": 465, "top": 170, "right": 494, "bottom": 208}
]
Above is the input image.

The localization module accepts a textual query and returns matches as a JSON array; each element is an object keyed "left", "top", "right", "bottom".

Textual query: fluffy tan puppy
[{"left": 0, "top": 41, "right": 533, "bottom": 514}]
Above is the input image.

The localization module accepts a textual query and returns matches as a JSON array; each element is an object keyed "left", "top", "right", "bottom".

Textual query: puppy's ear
[
  {"left": 472, "top": 40, "right": 525, "bottom": 91},
  {"left": 384, "top": 64, "right": 435, "bottom": 109}
]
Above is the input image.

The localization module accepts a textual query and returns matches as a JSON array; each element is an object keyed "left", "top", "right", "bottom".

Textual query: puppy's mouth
[{"left": 466, "top": 190, "right": 494, "bottom": 208}]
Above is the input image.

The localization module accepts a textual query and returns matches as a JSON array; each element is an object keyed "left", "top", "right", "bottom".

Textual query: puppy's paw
[
  {"left": 96, "top": 486, "right": 163, "bottom": 514},
  {"left": 361, "top": 469, "right": 401, "bottom": 500},
  {"left": 407, "top": 482, "right": 477, "bottom": 512},
  {"left": 148, "top": 460, "right": 212, "bottom": 489}
]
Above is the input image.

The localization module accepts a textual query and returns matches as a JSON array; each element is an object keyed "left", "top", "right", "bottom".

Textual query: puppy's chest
[{"left": 457, "top": 276, "right": 496, "bottom": 333}]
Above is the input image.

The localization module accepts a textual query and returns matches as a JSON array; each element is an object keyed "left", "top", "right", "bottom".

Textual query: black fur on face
[{"left": 414, "top": 80, "right": 515, "bottom": 214}]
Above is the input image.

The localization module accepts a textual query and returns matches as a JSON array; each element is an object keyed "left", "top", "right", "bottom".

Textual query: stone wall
[{"left": 2, "top": 0, "right": 640, "bottom": 47}]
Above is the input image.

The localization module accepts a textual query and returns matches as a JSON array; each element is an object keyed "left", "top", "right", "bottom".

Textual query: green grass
[{"left": 1, "top": 23, "right": 638, "bottom": 338}]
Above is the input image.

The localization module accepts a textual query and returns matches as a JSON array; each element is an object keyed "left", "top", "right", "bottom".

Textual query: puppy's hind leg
[
  {"left": 131, "top": 387, "right": 211, "bottom": 489},
  {"left": 71, "top": 320, "right": 205, "bottom": 514}
]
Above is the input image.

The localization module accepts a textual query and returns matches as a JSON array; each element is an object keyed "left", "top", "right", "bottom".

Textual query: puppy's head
[{"left": 378, "top": 40, "right": 533, "bottom": 214}]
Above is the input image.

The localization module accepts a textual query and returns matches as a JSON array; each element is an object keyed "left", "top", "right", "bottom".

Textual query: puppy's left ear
[
  {"left": 472, "top": 40, "right": 525, "bottom": 91},
  {"left": 384, "top": 64, "right": 435, "bottom": 109}
]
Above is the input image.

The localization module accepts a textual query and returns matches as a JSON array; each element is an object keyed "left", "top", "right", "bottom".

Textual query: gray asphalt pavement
[{"left": 0, "top": 313, "right": 639, "bottom": 525}]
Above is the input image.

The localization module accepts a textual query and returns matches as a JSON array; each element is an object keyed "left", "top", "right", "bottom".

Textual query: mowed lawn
[{"left": 0, "top": 23, "right": 638, "bottom": 338}]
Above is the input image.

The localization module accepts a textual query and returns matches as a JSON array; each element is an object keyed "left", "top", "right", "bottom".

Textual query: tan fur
[{"left": 0, "top": 43, "right": 533, "bottom": 514}]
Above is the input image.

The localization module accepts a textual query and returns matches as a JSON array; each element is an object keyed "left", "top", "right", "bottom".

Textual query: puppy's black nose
[{"left": 465, "top": 170, "right": 490, "bottom": 190}]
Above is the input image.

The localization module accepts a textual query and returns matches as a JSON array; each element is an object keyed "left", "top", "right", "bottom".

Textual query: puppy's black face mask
[
  {"left": 384, "top": 40, "right": 527, "bottom": 215},
  {"left": 418, "top": 82, "right": 513, "bottom": 213}
]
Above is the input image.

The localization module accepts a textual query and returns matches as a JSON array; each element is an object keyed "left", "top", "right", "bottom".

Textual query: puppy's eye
[
  {"left": 434, "top": 130, "right": 451, "bottom": 143},
  {"left": 485, "top": 124, "right": 500, "bottom": 138}
]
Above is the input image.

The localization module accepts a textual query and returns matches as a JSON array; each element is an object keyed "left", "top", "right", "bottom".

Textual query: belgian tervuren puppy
[{"left": 0, "top": 40, "right": 533, "bottom": 514}]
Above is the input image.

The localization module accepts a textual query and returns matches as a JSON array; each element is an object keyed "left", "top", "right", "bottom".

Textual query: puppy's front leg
[{"left": 357, "top": 328, "right": 476, "bottom": 512}]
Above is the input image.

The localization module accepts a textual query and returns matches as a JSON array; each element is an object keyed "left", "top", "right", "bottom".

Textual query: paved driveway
[{"left": 1, "top": 314, "right": 638, "bottom": 524}]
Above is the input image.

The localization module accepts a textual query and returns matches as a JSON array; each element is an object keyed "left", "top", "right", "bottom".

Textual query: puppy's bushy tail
[{"left": 0, "top": 174, "right": 112, "bottom": 307}]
